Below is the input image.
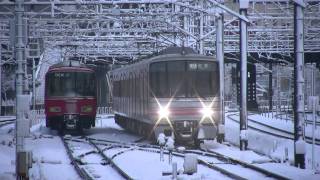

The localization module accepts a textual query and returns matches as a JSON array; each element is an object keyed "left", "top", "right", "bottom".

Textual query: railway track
[
  {"left": 70, "top": 137, "right": 291, "bottom": 180},
  {"left": 61, "top": 136, "right": 132, "bottom": 180},
  {"left": 0, "top": 118, "right": 15, "bottom": 128},
  {"left": 227, "top": 113, "right": 320, "bottom": 145},
  {"left": 274, "top": 113, "right": 320, "bottom": 126}
]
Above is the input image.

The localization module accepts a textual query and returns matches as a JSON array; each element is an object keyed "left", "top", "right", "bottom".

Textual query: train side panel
[{"left": 111, "top": 52, "right": 221, "bottom": 143}]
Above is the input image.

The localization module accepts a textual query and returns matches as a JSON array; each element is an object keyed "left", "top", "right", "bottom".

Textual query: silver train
[{"left": 110, "top": 47, "right": 221, "bottom": 145}]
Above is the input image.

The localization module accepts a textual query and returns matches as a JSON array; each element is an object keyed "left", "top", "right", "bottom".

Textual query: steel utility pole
[
  {"left": 199, "top": 0, "right": 204, "bottom": 54},
  {"left": 269, "top": 63, "right": 273, "bottom": 111},
  {"left": 216, "top": 9, "right": 225, "bottom": 143},
  {"left": 15, "top": 0, "right": 32, "bottom": 179},
  {"left": 239, "top": 0, "right": 249, "bottom": 151},
  {"left": 293, "top": 0, "right": 306, "bottom": 169},
  {"left": 15, "top": 0, "right": 25, "bottom": 151},
  {"left": 32, "top": 58, "right": 36, "bottom": 111},
  {"left": 0, "top": 46, "right": 2, "bottom": 116}
]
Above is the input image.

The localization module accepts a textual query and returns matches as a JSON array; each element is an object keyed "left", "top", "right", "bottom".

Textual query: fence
[
  {"left": 96, "top": 106, "right": 113, "bottom": 115},
  {"left": 29, "top": 109, "right": 45, "bottom": 127}
]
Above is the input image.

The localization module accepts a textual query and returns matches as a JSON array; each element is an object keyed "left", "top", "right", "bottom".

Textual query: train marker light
[
  {"left": 81, "top": 105, "right": 93, "bottom": 113},
  {"left": 49, "top": 106, "right": 61, "bottom": 112}
]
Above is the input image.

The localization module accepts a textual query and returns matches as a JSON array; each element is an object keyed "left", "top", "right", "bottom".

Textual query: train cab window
[
  {"left": 187, "top": 61, "right": 218, "bottom": 98},
  {"left": 46, "top": 72, "right": 96, "bottom": 97},
  {"left": 150, "top": 60, "right": 219, "bottom": 98}
]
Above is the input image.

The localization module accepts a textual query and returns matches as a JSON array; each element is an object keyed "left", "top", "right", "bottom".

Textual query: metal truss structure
[{"left": 0, "top": 0, "right": 319, "bottom": 64}]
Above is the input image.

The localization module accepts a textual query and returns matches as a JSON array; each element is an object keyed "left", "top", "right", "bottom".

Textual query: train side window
[{"left": 150, "top": 62, "right": 167, "bottom": 97}]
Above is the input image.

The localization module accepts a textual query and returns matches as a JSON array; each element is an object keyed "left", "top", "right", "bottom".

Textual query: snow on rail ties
[
  {"left": 62, "top": 136, "right": 131, "bottom": 180},
  {"left": 64, "top": 136, "right": 292, "bottom": 180},
  {"left": 0, "top": 118, "right": 15, "bottom": 128},
  {"left": 196, "top": 149, "right": 290, "bottom": 180}
]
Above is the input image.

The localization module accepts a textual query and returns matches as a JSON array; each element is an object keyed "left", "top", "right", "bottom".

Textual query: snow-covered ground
[
  {"left": 248, "top": 112, "right": 320, "bottom": 139},
  {"left": 225, "top": 112, "right": 320, "bottom": 172},
  {"left": 0, "top": 122, "right": 15, "bottom": 180},
  {"left": 1, "top": 112, "right": 319, "bottom": 179}
]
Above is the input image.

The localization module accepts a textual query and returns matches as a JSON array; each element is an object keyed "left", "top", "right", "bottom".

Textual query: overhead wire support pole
[
  {"left": 33, "top": 58, "right": 36, "bottom": 111},
  {"left": 207, "top": 0, "right": 249, "bottom": 23},
  {"left": 293, "top": 0, "right": 306, "bottom": 169},
  {"left": 15, "top": 0, "right": 25, "bottom": 154},
  {"left": 15, "top": 0, "right": 32, "bottom": 179},
  {"left": 0, "top": 46, "right": 2, "bottom": 116},
  {"left": 269, "top": 63, "right": 273, "bottom": 111},
  {"left": 216, "top": 7, "right": 225, "bottom": 143},
  {"left": 199, "top": 0, "right": 204, "bottom": 54},
  {"left": 239, "top": 0, "right": 249, "bottom": 151}
]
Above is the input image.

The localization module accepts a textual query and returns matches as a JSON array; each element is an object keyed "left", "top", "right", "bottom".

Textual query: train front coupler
[{"left": 64, "top": 114, "right": 79, "bottom": 129}]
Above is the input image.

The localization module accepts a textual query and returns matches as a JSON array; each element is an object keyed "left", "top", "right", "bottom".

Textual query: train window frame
[
  {"left": 149, "top": 61, "right": 168, "bottom": 98},
  {"left": 46, "top": 71, "right": 96, "bottom": 97},
  {"left": 149, "top": 60, "right": 219, "bottom": 98}
]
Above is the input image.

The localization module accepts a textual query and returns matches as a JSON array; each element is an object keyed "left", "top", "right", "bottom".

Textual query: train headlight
[
  {"left": 49, "top": 106, "right": 61, "bottom": 112},
  {"left": 199, "top": 107, "right": 215, "bottom": 125},
  {"left": 81, "top": 105, "right": 93, "bottom": 113},
  {"left": 158, "top": 107, "right": 170, "bottom": 119},
  {"left": 200, "top": 107, "right": 213, "bottom": 118}
]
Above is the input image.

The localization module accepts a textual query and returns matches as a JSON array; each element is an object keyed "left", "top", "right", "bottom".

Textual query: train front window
[
  {"left": 188, "top": 61, "right": 217, "bottom": 97},
  {"left": 46, "top": 72, "right": 96, "bottom": 97},
  {"left": 150, "top": 60, "right": 218, "bottom": 98}
]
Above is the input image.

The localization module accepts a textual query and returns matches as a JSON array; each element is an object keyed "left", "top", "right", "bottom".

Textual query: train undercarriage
[
  {"left": 114, "top": 114, "right": 218, "bottom": 146},
  {"left": 46, "top": 115, "right": 95, "bottom": 134}
]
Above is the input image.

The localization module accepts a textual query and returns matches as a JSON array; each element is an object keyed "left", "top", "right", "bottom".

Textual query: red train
[{"left": 44, "top": 60, "right": 97, "bottom": 134}]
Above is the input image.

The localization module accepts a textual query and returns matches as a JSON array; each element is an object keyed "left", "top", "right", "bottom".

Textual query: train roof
[
  {"left": 158, "top": 46, "right": 197, "bottom": 55},
  {"left": 48, "top": 60, "right": 95, "bottom": 72},
  {"left": 110, "top": 47, "right": 217, "bottom": 74}
]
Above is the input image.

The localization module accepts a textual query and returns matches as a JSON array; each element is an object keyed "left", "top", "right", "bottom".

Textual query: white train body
[{"left": 110, "top": 48, "right": 221, "bottom": 144}]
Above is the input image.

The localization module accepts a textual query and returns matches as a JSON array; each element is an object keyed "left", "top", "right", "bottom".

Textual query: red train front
[{"left": 44, "top": 60, "right": 97, "bottom": 133}]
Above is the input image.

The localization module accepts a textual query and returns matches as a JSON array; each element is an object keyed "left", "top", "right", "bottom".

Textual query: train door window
[
  {"left": 150, "top": 62, "right": 168, "bottom": 97},
  {"left": 113, "top": 80, "right": 118, "bottom": 97},
  {"left": 144, "top": 71, "right": 148, "bottom": 114},
  {"left": 136, "top": 74, "right": 140, "bottom": 115},
  {"left": 130, "top": 74, "right": 134, "bottom": 116},
  {"left": 126, "top": 78, "right": 129, "bottom": 113},
  {"left": 141, "top": 73, "right": 144, "bottom": 116},
  {"left": 76, "top": 72, "right": 96, "bottom": 97},
  {"left": 167, "top": 61, "right": 186, "bottom": 98},
  {"left": 140, "top": 73, "right": 142, "bottom": 116},
  {"left": 187, "top": 61, "right": 218, "bottom": 98},
  {"left": 187, "top": 62, "right": 198, "bottom": 97},
  {"left": 121, "top": 78, "right": 125, "bottom": 97},
  {"left": 134, "top": 75, "right": 137, "bottom": 115},
  {"left": 196, "top": 62, "right": 218, "bottom": 97}
]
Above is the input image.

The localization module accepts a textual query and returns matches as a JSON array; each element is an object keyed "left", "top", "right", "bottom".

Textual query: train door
[
  {"left": 120, "top": 74, "right": 123, "bottom": 114},
  {"left": 134, "top": 73, "right": 137, "bottom": 117},
  {"left": 130, "top": 73, "right": 134, "bottom": 117},
  {"left": 140, "top": 72, "right": 143, "bottom": 117},
  {"left": 126, "top": 77, "right": 129, "bottom": 115}
]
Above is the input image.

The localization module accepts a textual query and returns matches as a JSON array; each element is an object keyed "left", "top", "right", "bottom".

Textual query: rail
[
  {"left": 87, "top": 137, "right": 290, "bottom": 180},
  {"left": 62, "top": 136, "right": 134, "bottom": 180},
  {"left": 227, "top": 113, "right": 320, "bottom": 145}
]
